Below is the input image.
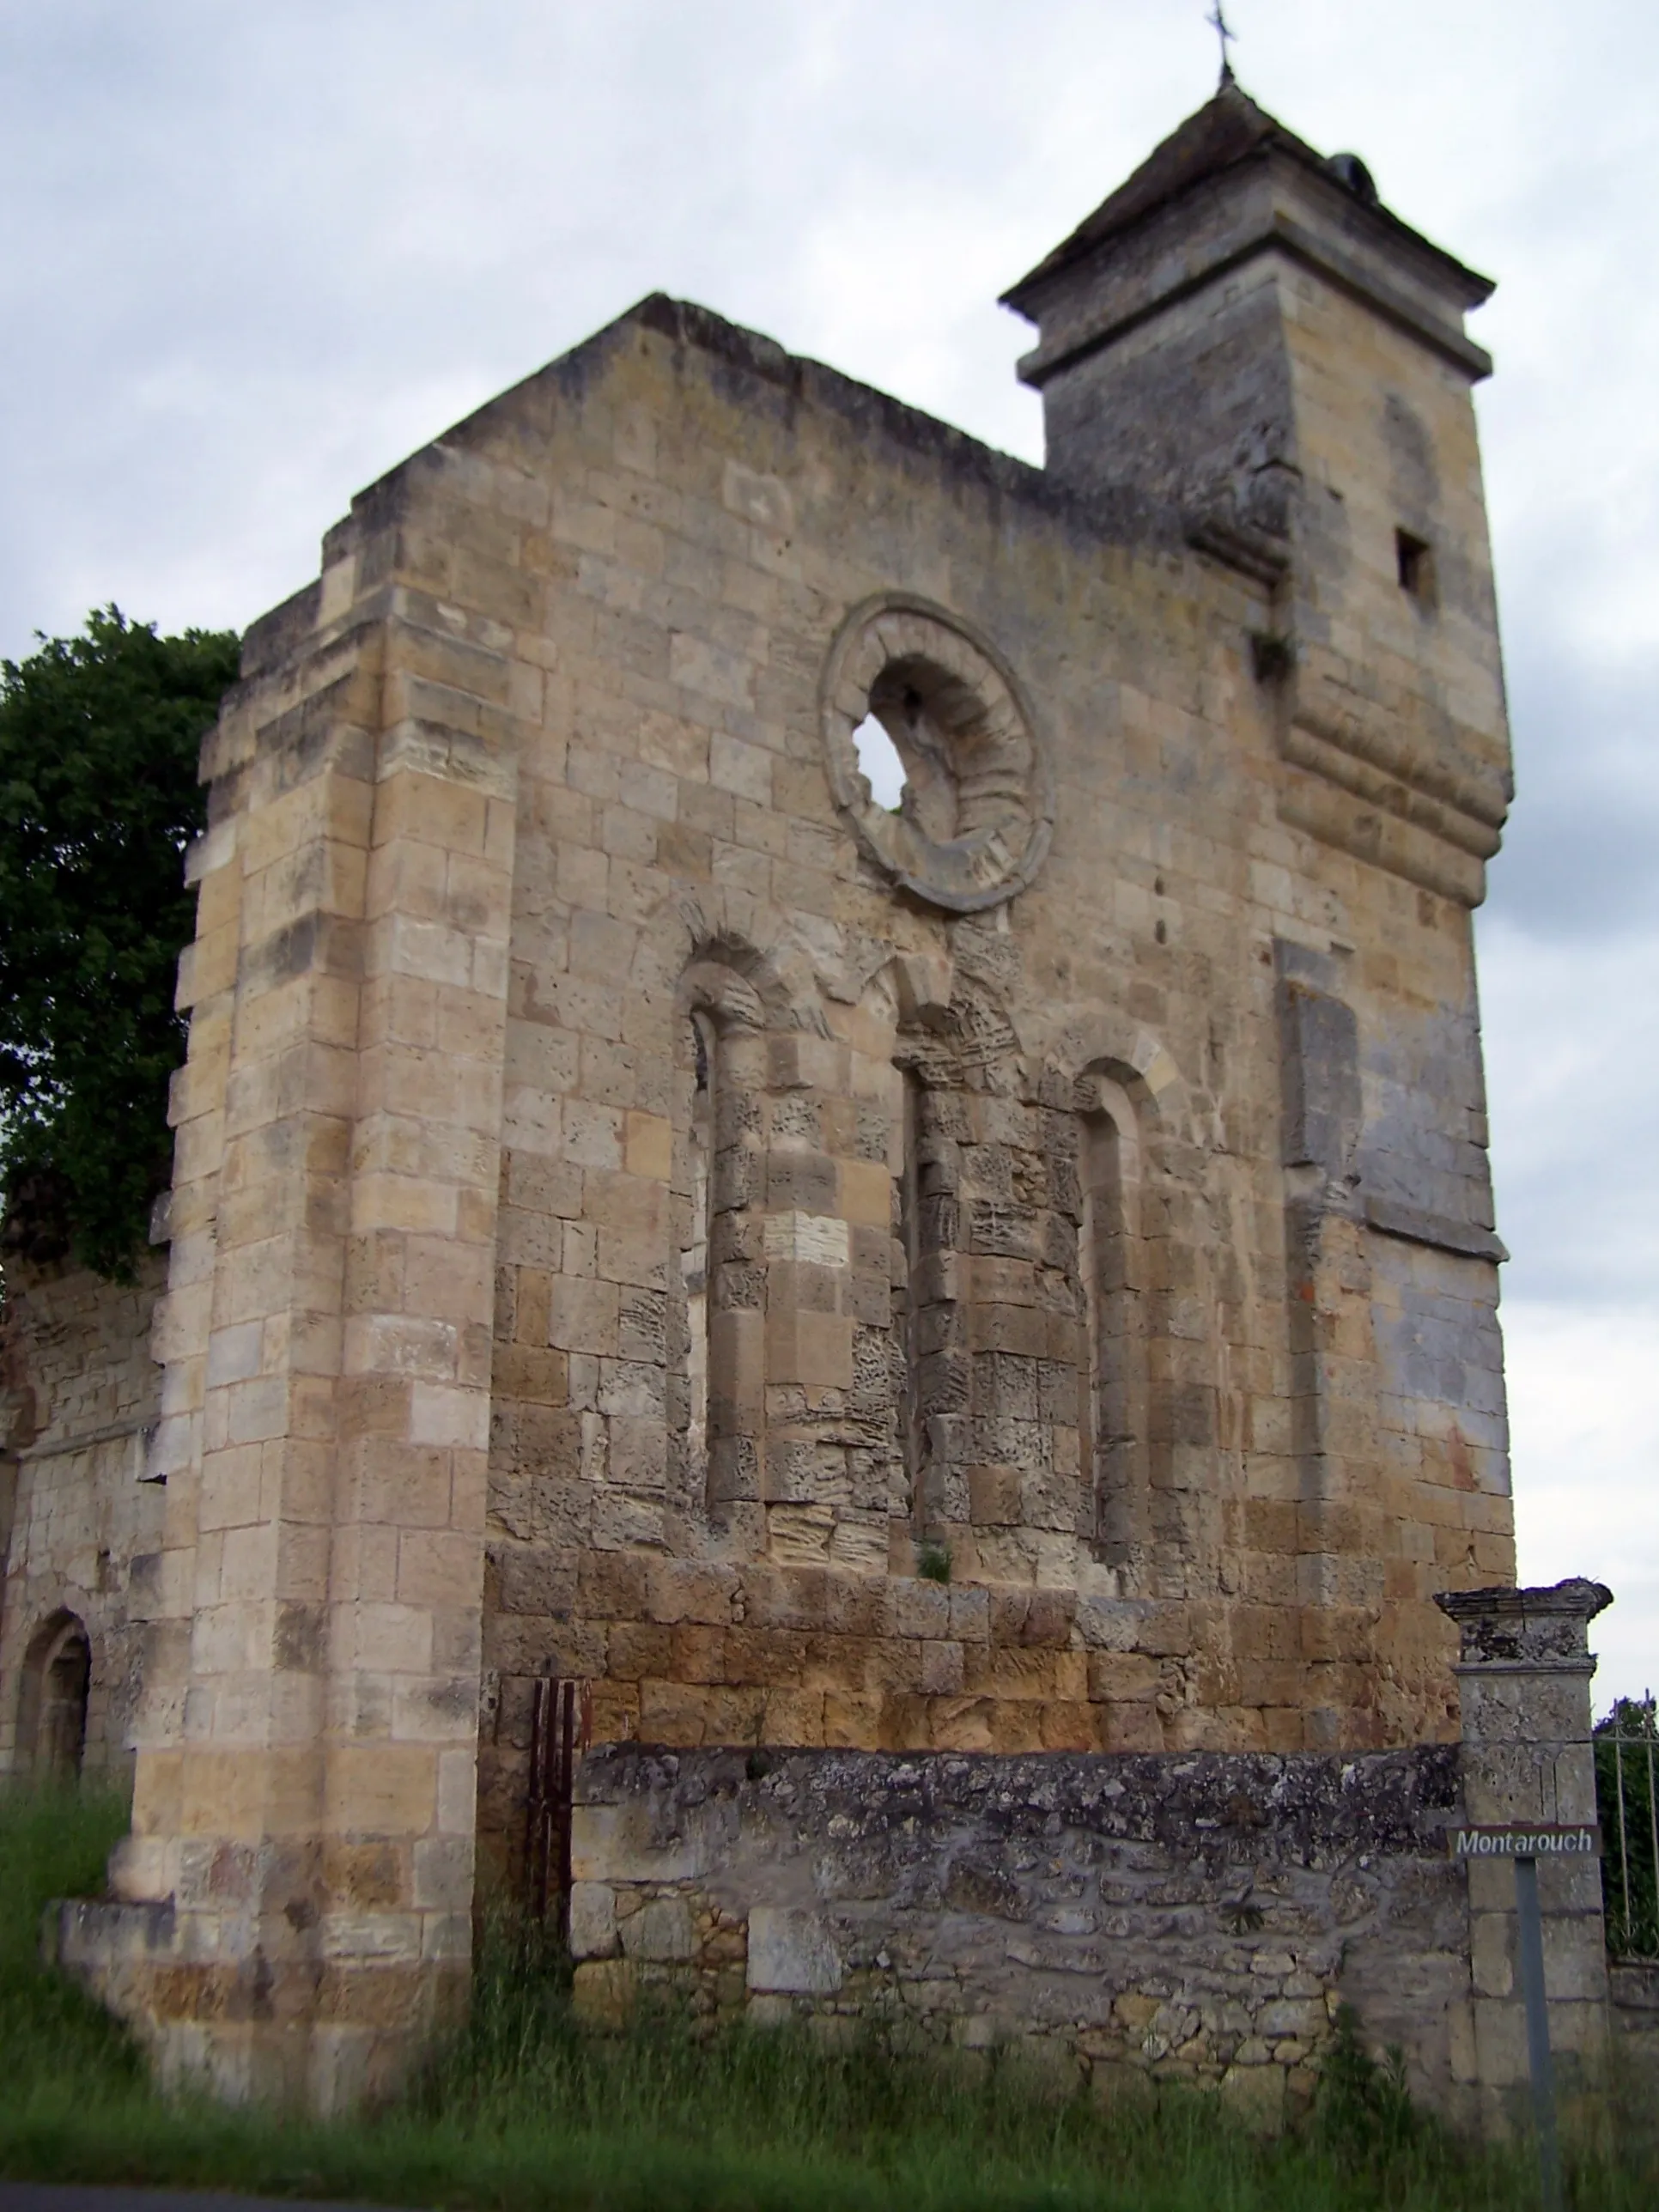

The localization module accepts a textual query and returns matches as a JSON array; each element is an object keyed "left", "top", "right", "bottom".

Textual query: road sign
[
  {"left": 1447, "top": 1821, "right": 1600, "bottom": 2211},
  {"left": 1446, "top": 1823, "right": 1602, "bottom": 1859}
]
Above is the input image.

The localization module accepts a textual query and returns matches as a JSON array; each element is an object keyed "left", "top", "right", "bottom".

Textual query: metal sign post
[
  {"left": 1512, "top": 1853, "right": 1560, "bottom": 2212},
  {"left": 1448, "top": 1824, "right": 1601, "bottom": 2212}
]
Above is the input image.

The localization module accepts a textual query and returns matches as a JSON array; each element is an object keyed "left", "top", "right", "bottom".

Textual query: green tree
[
  {"left": 1596, "top": 1697, "right": 1659, "bottom": 1959},
  {"left": 0, "top": 606, "right": 240, "bottom": 1278}
]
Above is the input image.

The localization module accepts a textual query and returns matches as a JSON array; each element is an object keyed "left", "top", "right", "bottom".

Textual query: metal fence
[{"left": 1595, "top": 1695, "right": 1659, "bottom": 1960}]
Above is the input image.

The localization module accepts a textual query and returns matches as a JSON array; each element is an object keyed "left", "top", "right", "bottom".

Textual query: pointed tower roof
[{"left": 1001, "top": 79, "right": 1491, "bottom": 319}]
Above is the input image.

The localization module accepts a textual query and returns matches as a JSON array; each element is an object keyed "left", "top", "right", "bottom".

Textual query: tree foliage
[
  {"left": 0, "top": 607, "right": 240, "bottom": 1278},
  {"left": 1597, "top": 1698, "right": 1659, "bottom": 1960}
]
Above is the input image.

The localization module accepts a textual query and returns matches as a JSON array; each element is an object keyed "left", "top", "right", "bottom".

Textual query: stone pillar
[
  {"left": 109, "top": 607, "right": 391, "bottom": 2108},
  {"left": 1437, "top": 1579, "right": 1613, "bottom": 2133},
  {"left": 66, "top": 482, "right": 522, "bottom": 2109}
]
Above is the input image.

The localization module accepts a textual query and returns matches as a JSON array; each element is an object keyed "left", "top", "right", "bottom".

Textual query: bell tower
[{"left": 1002, "top": 80, "right": 1510, "bottom": 904}]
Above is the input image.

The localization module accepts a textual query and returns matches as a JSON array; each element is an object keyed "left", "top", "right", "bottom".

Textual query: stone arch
[
  {"left": 18, "top": 1606, "right": 93, "bottom": 1780},
  {"left": 892, "top": 962, "right": 1024, "bottom": 1100},
  {"left": 678, "top": 957, "right": 767, "bottom": 1038},
  {"left": 1047, "top": 1011, "right": 1190, "bottom": 1136},
  {"left": 652, "top": 890, "right": 827, "bottom": 1037}
]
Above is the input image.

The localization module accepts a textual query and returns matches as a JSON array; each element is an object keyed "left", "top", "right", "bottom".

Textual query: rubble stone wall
[{"left": 568, "top": 1741, "right": 1475, "bottom": 2125}]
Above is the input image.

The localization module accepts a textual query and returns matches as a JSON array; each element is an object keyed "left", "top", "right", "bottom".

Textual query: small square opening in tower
[{"left": 1396, "top": 529, "right": 1434, "bottom": 601}]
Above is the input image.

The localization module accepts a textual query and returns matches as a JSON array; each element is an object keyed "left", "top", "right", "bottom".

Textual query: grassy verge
[{"left": 0, "top": 1785, "right": 1651, "bottom": 2211}]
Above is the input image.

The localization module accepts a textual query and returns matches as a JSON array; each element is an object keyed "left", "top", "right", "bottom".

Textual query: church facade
[{"left": 7, "top": 86, "right": 1577, "bottom": 2118}]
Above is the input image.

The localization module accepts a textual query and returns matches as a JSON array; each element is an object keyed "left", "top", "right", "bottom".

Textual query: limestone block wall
[
  {"left": 0, "top": 1251, "right": 167, "bottom": 1780},
  {"left": 453, "top": 292, "right": 1513, "bottom": 1890},
  {"left": 568, "top": 1741, "right": 1474, "bottom": 2126}
]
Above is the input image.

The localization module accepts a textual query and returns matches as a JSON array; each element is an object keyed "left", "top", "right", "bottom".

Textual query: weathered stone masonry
[
  {"left": 547, "top": 1578, "right": 1618, "bottom": 2136},
  {"left": 6, "top": 80, "right": 1598, "bottom": 2117},
  {"left": 570, "top": 1741, "right": 1472, "bottom": 2129},
  {"left": 544, "top": 1581, "right": 1620, "bottom": 2136}
]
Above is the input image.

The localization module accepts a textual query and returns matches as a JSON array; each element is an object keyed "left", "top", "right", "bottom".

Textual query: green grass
[
  {"left": 0, "top": 1785, "right": 1652, "bottom": 2211},
  {"left": 0, "top": 1778, "right": 148, "bottom": 2102}
]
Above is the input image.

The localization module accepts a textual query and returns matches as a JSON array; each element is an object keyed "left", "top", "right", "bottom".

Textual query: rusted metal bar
[
  {"left": 556, "top": 1675, "right": 576, "bottom": 1937},
  {"left": 524, "top": 1675, "right": 552, "bottom": 1923},
  {"left": 522, "top": 1674, "right": 591, "bottom": 1937}
]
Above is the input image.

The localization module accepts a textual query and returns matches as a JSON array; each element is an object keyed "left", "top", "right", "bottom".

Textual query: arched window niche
[
  {"left": 1076, "top": 1068, "right": 1151, "bottom": 1577},
  {"left": 19, "top": 1609, "right": 92, "bottom": 1780},
  {"left": 673, "top": 961, "right": 767, "bottom": 1537}
]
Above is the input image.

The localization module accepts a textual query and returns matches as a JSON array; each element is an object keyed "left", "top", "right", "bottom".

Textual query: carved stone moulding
[
  {"left": 1273, "top": 653, "right": 1512, "bottom": 909},
  {"left": 820, "top": 592, "right": 1054, "bottom": 914}
]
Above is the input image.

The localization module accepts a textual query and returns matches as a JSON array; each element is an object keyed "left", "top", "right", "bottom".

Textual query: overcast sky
[{"left": 3, "top": 1, "right": 1654, "bottom": 1704}]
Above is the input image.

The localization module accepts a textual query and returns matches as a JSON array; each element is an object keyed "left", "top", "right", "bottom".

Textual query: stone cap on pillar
[{"left": 1435, "top": 1578, "right": 1612, "bottom": 1669}]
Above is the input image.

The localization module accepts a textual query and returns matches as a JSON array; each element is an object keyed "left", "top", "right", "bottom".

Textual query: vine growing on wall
[{"left": 0, "top": 607, "right": 240, "bottom": 1279}]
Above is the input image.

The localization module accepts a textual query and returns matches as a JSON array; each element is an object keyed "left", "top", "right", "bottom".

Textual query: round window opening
[{"left": 822, "top": 595, "right": 1052, "bottom": 913}]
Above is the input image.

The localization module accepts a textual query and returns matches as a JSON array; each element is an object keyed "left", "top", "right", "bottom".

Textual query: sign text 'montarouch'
[{"left": 1447, "top": 1825, "right": 1603, "bottom": 1859}]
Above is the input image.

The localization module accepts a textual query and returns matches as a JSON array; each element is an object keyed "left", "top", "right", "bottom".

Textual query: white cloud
[
  {"left": 1505, "top": 1300, "right": 1659, "bottom": 1710},
  {"left": 1480, "top": 919, "right": 1659, "bottom": 1304}
]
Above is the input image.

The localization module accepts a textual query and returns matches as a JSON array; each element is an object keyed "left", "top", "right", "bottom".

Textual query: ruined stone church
[{"left": 8, "top": 82, "right": 1610, "bottom": 2124}]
